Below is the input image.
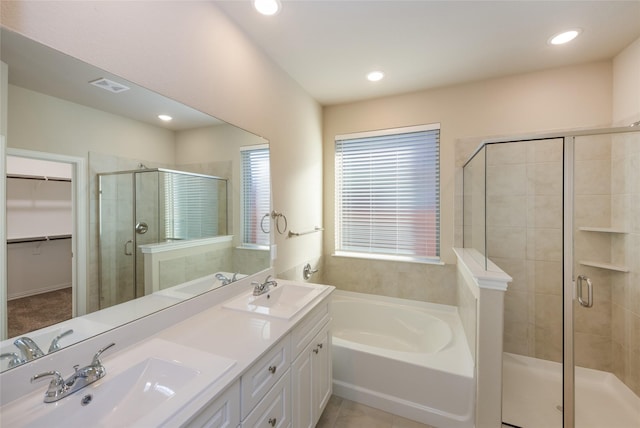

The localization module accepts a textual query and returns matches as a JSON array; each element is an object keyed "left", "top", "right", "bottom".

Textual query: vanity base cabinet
[
  {"left": 291, "top": 322, "right": 331, "bottom": 428},
  {"left": 185, "top": 381, "right": 240, "bottom": 428}
]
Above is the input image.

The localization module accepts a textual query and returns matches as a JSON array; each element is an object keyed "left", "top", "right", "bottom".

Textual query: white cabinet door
[
  {"left": 313, "top": 326, "right": 332, "bottom": 419},
  {"left": 291, "top": 322, "right": 332, "bottom": 428},
  {"left": 291, "top": 343, "right": 314, "bottom": 428}
]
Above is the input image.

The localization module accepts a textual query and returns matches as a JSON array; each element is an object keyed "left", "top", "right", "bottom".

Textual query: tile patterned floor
[{"left": 317, "top": 395, "right": 436, "bottom": 428}]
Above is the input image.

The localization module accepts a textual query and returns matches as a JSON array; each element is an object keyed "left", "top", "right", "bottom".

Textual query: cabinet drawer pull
[
  {"left": 317, "top": 343, "right": 323, "bottom": 349},
  {"left": 268, "top": 417, "right": 277, "bottom": 426},
  {"left": 313, "top": 347, "right": 319, "bottom": 354},
  {"left": 268, "top": 365, "right": 277, "bottom": 374}
]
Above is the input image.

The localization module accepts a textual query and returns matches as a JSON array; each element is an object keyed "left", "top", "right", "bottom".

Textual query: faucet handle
[
  {"left": 91, "top": 342, "right": 115, "bottom": 366},
  {"left": 48, "top": 329, "right": 74, "bottom": 353},
  {"left": 31, "top": 370, "right": 64, "bottom": 387}
]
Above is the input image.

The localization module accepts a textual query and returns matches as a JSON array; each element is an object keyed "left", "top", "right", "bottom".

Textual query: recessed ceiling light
[
  {"left": 367, "top": 71, "right": 384, "bottom": 82},
  {"left": 158, "top": 114, "right": 172, "bottom": 122},
  {"left": 549, "top": 29, "right": 581, "bottom": 45},
  {"left": 254, "top": 0, "right": 281, "bottom": 16}
]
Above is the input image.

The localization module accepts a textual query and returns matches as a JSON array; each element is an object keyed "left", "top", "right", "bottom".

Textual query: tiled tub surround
[
  {"left": 0, "top": 272, "right": 335, "bottom": 426},
  {"left": 331, "top": 290, "right": 475, "bottom": 428}
]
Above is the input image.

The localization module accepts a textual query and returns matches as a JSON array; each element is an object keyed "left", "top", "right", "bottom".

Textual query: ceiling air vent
[{"left": 89, "top": 78, "right": 130, "bottom": 94}]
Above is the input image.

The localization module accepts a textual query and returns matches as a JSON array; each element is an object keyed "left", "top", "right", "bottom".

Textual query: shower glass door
[
  {"left": 493, "top": 138, "right": 565, "bottom": 428},
  {"left": 98, "top": 172, "right": 136, "bottom": 309},
  {"left": 571, "top": 130, "right": 640, "bottom": 427}
]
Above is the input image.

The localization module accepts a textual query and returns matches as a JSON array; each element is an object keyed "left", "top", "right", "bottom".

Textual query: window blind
[
  {"left": 162, "top": 172, "right": 219, "bottom": 240},
  {"left": 241, "top": 146, "right": 271, "bottom": 247},
  {"left": 335, "top": 124, "right": 440, "bottom": 260}
]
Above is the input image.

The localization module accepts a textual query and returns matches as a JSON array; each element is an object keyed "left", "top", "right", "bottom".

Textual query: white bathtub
[{"left": 331, "top": 290, "right": 475, "bottom": 428}]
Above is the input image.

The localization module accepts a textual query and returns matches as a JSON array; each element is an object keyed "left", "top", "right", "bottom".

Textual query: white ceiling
[{"left": 217, "top": 0, "right": 640, "bottom": 106}]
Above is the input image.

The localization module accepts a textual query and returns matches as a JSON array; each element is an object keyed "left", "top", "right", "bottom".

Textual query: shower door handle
[
  {"left": 124, "top": 240, "right": 133, "bottom": 256},
  {"left": 576, "top": 275, "right": 593, "bottom": 308}
]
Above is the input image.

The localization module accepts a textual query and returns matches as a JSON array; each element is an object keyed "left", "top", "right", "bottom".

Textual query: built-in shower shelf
[
  {"left": 578, "top": 227, "right": 627, "bottom": 234},
  {"left": 579, "top": 261, "right": 629, "bottom": 272}
]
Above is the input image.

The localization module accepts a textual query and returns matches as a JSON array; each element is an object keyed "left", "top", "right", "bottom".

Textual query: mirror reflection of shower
[{"left": 97, "top": 168, "right": 228, "bottom": 309}]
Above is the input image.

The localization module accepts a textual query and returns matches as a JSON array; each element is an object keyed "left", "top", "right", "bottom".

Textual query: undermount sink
[
  {"left": 222, "top": 281, "right": 327, "bottom": 319},
  {"left": 0, "top": 338, "right": 236, "bottom": 427}
]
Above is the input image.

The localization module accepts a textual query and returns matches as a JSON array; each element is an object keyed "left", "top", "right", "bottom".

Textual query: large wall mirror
[{"left": 0, "top": 28, "right": 272, "bottom": 373}]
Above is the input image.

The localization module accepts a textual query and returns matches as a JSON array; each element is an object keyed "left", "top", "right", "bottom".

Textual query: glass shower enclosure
[
  {"left": 463, "top": 126, "right": 639, "bottom": 427},
  {"left": 98, "top": 168, "right": 227, "bottom": 309}
]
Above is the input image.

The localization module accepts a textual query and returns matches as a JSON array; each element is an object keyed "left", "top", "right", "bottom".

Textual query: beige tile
[
  {"left": 486, "top": 164, "right": 527, "bottom": 196},
  {"left": 574, "top": 135, "right": 611, "bottom": 161},
  {"left": 574, "top": 159, "right": 611, "bottom": 196},
  {"left": 487, "top": 226, "right": 526, "bottom": 259},
  {"left": 528, "top": 260, "right": 562, "bottom": 295},
  {"left": 527, "top": 194, "right": 562, "bottom": 229},
  {"left": 527, "top": 162, "right": 563, "bottom": 196},
  {"left": 486, "top": 195, "right": 527, "bottom": 227},
  {"left": 391, "top": 415, "right": 436, "bottom": 428},
  {"left": 334, "top": 400, "right": 394, "bottom": 428},
  {"left": 526, "top": 227, "right": 562, "bottom": 262},
  {"left": 527, "top": 138, "right": 563, "bottom": 163},
  {"left": 316, "top": 395, "right": 343, "bottom": 428},
  {"left": 487, "top": 142, "right": 527, "bottom": 165},
  {"left": 574, "top": 195, "right": 611, "bottom": 228},
  {"left": 574, "top": 332, "right": 611, "bottom": 371}
]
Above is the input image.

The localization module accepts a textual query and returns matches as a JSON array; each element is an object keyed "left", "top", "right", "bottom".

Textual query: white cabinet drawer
[
  {"left": 240, "top": 335, "right": 290, "bottom": 419},
  {"left": 242, "top": 369, "right": 291, "bottom": 428},
  {"left": 184, "top": 381, "right": 240, "bottom": 428},
  {"left": 290, "top": 299, "right": 330, "bottom": 359}
]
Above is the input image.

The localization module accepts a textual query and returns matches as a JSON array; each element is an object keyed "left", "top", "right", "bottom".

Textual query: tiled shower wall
[
  {"left": 610, "top": 132, "right": 640, "bottom": 396},
  {"left": 486, "top": 139, "right": 565, "bottom": 362}
]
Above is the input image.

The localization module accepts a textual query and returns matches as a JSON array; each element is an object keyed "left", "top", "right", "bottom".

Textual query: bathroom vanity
[{"left": 0, "top": 274, "right": 334, "bottom": 427}]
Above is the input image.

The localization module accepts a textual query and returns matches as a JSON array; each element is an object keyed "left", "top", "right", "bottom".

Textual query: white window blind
[
  {"left": 162, "top": 172, "right": 221, "bottom": 240},
  {"left": 241, "top": 146, "right": 271, "bottom": 247},
  {"left": 335, "top": 124, "right": 440, "bottom": 260}
]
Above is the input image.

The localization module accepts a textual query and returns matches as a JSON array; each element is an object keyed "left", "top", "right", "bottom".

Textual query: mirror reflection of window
[
  {"left": 161, "top": 171, "right": 228, "bottom": 241},
  {"left": 241, "top": 145, "right": 270, "bottom": 247}
]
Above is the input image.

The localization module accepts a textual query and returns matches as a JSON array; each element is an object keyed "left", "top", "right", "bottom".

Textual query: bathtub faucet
[{"left": 252, "top": 275, "right": 277, "bottom": 296}]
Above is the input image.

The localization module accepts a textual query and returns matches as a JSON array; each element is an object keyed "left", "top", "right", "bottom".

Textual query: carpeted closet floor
[{"left": 7, "top": 288, "right": 72, "bottom": 338}]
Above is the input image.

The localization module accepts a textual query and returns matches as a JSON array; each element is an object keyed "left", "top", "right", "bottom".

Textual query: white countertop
[{"left": 0, "top": 275, "right": 334, "bottom": 426}]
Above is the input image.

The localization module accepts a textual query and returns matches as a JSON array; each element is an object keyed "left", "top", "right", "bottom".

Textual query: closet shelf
[
  {"left": 7, "top": 173, "right": 71, "bottom": 182},
  {"left": 578, "top": 260, "right": 629, "bottom": 273},
  {"left": 7, "top": 234, "right": 72, "bottom": 244},
  {"left": 578, "top": 227, "right": 627, "bottom": 234}
]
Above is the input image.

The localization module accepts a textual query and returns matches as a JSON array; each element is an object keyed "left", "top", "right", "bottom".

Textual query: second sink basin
[{"left": 222, "top": 281, "right": 327, "bottom": 319}]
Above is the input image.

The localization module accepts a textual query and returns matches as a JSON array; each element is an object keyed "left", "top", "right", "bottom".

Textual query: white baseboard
[{"left": 7, "top": 283, "right": 72, "bottom": 301}]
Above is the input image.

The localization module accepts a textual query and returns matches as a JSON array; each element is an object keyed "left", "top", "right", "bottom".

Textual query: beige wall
[
  {"left": 323, "top": 61, "right": 612, "bottom": 302},
  {"left": 613, "top": 37, "right": 640, "bottom": 126},
  {"left": 1, "top": 0, "right": 324, "bottom": 279}
]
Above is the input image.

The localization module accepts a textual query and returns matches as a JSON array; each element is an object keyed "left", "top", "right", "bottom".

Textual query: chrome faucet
[
  {"left": 252, "top": 275, "right": 277, "bottom": 296},
  {"left": 31, "top": 342, "right": 115, "bottom": 403},
  {"left": 14, "top": 337, "right": 45, "bottom": 362},
  {"left": 215, "top": 272, "right": 238, "bottom": 286}
]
